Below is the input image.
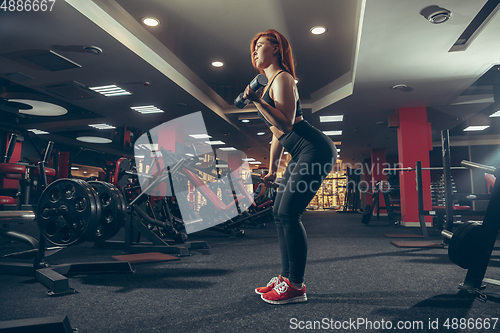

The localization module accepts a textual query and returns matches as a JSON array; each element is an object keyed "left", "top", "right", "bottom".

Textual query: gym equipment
[
  {"left": 95, "top": 156, "right": 208, "bottom": 255},
  {"left": 361, "top": 181, "right": 400, "bottom": 225},
  {"left": 339, "top": 167, "right": 360, "bottom": 212},
  {"left": 0, "top": 315, "right": 75, "bottom": 333},
  {"left": 0, "top": 135, "right": 54, "bottom": 254},
  {"left": 158, "top": 147, "right": 271, "bottom": 237},
  {"left": 440, "top": 159, "right": 500, "bottom": 293},
  {"left": 37, "top": 179, "right": 101, "bottom": 246},
  {"left": 234, "top": 74, "right": 268, "bottom": 108},
  {"left": 87, "top": 181, "right": 126, "bottom": 242},
  {"left": 384, "top": 130, "right": 488, "bottom": 241},
  {"left": 1, "top": 149, "right": 133, "bottom": 296}
]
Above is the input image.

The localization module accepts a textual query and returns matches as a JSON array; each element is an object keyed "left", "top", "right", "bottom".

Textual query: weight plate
[
  {"left": 76, "top": 179, "right": 102, "bottom": 243},
  {"left": 87, "top": 181, "right": 126, "bottom": 242},
  {"left": 448, "top": 222, "right": 483, "bottom": 269},
  {"left": 37, "top": 178, "right": 100, "bottom": 246}
]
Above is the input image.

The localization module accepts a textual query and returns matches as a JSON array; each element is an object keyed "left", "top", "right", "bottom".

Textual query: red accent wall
[
  {"left": 58, "top": 151, "right": 70, "bottom": 179},
  {"left": 397, "top": 107, "right": 432, "bottom": 225}
]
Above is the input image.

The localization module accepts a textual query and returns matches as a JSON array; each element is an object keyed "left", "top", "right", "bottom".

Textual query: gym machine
[
  {"left": 339, "top": 166, "right": 360, "bottom": 213},
  {"left": 1, "top": 135, "right": 133, "bottom": 296},
  {"left": 159, "top": 147, "right": 271, "bottom": 237},
  {"left": 98, "top": 156, "right": 209, "bottom": 254},
  {"left": 361, "top": 181, "right": 400, "bottom": 225},
  {"left": 441, "top": 160, "right": 500, "bottom": 297},
  {"left": 0, "top": 133, "right": 54, "bottom": 261}
]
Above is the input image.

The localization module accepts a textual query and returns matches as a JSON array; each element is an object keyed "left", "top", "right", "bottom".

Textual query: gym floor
[{"left": 1, "top": 211, "right": 499, "bottom": 332}]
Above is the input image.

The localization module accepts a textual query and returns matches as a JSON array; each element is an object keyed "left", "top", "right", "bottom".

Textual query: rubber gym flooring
[{"left": 1, "top": 211, "right": 499, "bottom": 333}]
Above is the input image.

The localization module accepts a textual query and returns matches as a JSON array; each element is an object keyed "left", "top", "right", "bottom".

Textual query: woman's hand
[{"left": 243, "top": 85, "right": 260, "bottom": 102}]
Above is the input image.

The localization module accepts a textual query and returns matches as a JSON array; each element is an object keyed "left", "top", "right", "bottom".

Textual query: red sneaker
[
  {"left": 255, "top": 275, "right": 284, "bottom": 295},
  {"left": 261, "top": 279, "right": 307, "bottom": 304}
]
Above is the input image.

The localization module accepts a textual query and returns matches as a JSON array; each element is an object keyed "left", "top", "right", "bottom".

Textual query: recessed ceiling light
[
  {"left": 323, "top": 130, "right": 342, "bottom": 136},
  {"left": 219, "top": 147, "right": 236, "bottom": 151},
  {"left": 212, "top": 61, "right": 224, "bottom": 67},
  {"left": 310, "top": 26, "right": 327, "bottom": 35},
  {"left": 89, "top": 85, "right": 131, "bottom": 96},
  {"left": 249, "top": 161, "right": 261, "bottom": 164},
  {"left": 320, "top": 115, "right": 344, "bottom": 122},
  {"left": 143, "top": 17, "right": 159, "bottom": 27},
  {"left": 76, "top": 136, "right": 112, "bottom": 143},
  {"left": 89, "top": 123, "right": 116, "bottom": 130},
  {"left": 9, "top": 99, "right": 67, "bottom": 116},
  {"left": 28, "top": 129, "right": 49, "bottom": 135},
  {"left": 206, "top": 140, "right": 225, "bottom": 145},
  {"left": 131, "top": 105, "right": 164, "bottom": 114},
  {"left": 241, "top": 119, "right": 250, "bottom": 123},
  {"left": 489, "top": 110, "right": 500, "bottom": 117},
  {"left": 71, "top": 167, "right": 79, "bottom": 170},
  {"left": 257, "top": 132, "right": 265, "bottom": 136},
  {"left": 464, "top": 126, "right": 489, "bottom": 131},
  {"left": 242, "top": 158, "right": 255, "bottom": 161}
]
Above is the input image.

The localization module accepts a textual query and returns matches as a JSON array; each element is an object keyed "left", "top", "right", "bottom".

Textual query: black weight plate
[
  {"left": 87, "top": 181, "right": 126, "bottom": 242},
  {"left": 37, "top": 178, "right": 99, "bottom": 246},
  {"left": 75, "top": 179, "right": 102, "bottom": 242},
  {"left": 448, "top": 222, "right": 482, "bottom": 269},
  {"left": 103, "top": 182, "right": 126, "bottom": 240}
]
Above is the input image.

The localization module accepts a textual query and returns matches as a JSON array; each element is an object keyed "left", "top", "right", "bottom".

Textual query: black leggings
[{"left": 273, "top": 120, "right": 337, "bottom": 284}]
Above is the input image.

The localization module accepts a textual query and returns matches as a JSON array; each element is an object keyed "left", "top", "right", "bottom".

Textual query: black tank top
[{"left": 258, "top": 71, "right": 302, "bottom": 128}]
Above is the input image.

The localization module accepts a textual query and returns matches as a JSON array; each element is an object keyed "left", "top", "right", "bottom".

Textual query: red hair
[{"left": 250, "top": 29, "right": 296, "bottom": 79}]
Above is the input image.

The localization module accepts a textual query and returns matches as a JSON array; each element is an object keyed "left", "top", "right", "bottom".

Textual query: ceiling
[{"left": 1, "top": 0, "right": 500, "bottom": 169}]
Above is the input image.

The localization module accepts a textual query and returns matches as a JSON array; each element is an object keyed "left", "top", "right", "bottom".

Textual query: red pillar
[
  {"left": 397, "top": 107, "right": 433, "bottom": 226},
  {"left": 371, "top": 148, "right": 387, "bottom": 213},
  {"left": 123, "top": 127, "right": 131, "bottom": 148},
  {"left": 58, "top": 151, "right": 70, "bottom": 179}
]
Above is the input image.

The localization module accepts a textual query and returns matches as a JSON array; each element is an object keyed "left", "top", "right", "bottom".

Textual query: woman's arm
[{"left": 245, "top": 73, "right": 297, "bottom": 133}]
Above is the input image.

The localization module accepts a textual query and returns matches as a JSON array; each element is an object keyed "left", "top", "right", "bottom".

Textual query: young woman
[{"left": 243, "top": 29, "right": 337, "bottom": 305}]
